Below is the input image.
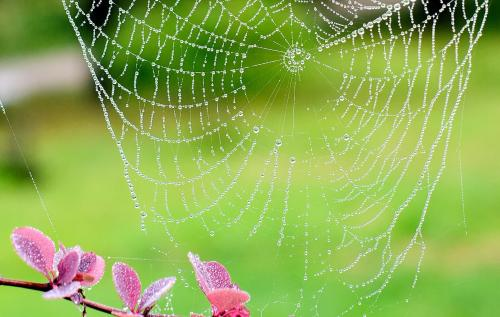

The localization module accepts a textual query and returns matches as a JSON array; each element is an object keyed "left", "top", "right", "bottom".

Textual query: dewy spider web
[{"left": 63, "top": 0, "right": 488, "bottom": 315}]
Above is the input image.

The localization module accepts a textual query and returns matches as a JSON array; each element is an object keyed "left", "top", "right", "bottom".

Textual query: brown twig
[{"left": 0, "top": 277, "right": 178, "bottom": 317}]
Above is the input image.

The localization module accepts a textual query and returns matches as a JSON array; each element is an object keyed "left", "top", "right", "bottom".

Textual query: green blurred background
[{"left": 0, "top": 1, "right": 499, "bottom": 316}]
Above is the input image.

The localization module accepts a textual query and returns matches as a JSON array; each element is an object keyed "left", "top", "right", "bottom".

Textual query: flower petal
[
  {"left": 188, "top": 252, "right": 233, "bottom": 295},
  {"left": 206, "top": 288, "right": 250, "bottom": 313},
  {"left": 57, "top": 250, "right": 81, "bottom": 285},
  {"left": 137, "top": 277, "right": 176, "bottom": 312},
  {"left": 43, "top": 282, "right": 81, "bottom": 299},
  {"left": 11, "top": 227, "right": 55, "bottom": 278},
  {"left": 78, "top": 252, "right": 105, "bottom": 287},
  {"left": 112, "top": 262, "right": 142, "bottom": 312}
]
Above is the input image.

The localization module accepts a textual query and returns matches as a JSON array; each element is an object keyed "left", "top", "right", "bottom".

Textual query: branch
[{"left": 0, "top": 277, "right": 178, "bottom": 317}]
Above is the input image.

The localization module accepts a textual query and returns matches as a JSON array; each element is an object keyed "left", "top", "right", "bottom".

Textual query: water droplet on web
[{"left": 61, "top": 1, "right": 488, "bottom": 314}]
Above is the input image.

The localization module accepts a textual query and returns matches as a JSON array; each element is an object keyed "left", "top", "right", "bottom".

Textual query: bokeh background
[{"left": 1, "top": 1, "right": 499, "bottom": 316}]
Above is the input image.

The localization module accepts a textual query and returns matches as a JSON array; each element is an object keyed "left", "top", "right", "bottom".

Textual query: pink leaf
[
  {"left": 206, "top": 288, "right": 250, "bottom": 313},
  {"left": 43, "top": 282, "right": 81, "bottom": 299},
  {"left": 188, "top": 252, "right": 234, "bottom": 294},
  {"left": 11, "top": 227, "right": 55, "bottom": 278},
  {"left": 78, "top": 252, "right": 105, "bottom": 287},
  {"left": 188, "top": 252, "right": 210, "bottom": 294},
  {"left": 53, "top": 246, "right": 66, "bottom": 271},
  {"left": 204, "top": 261, "right": 233, "bottom": 289},
  {"left": 78, "top": 252, "right": 97, "bottom": 273},
  {"left": 56, "top": 250, "right": 81, "bottom": 285},
  {"left": 53, "top": 244, "right": 82, "bottom": 271},
  {"left": 112, "top": 262, "right": 142, "bottom": 312},
  {"left": 137, "top": 277, "right": 176, "bottom": 312}
]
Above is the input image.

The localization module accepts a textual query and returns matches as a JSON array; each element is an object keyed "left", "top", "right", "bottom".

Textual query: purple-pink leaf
[
  {"left": 112, "top": 262, "right": 142, "bottom": 312},
  {"left": 138, "top": 277, "right": 176, "bottom": 311},
  {"left": 53, "top": 247, "right": 65, "bottom": 272},
  {"left": 43, "top": 282, "right": 81, "bottom": 299},
  {"left": 78, "top": 252, "right": 105, "bottom": 287},
  {"left": 204, "top": 261, "right": 233, "bottom": 289},
  {"left": 79, "top": 252, "right": 96, "bottom": 273},
  {"left": 53, "top": 244, "right": 82, "bottom": 271},
  {"left": 11, "top": 227, "right": 55, "bottom": 278},
  {"left": 189, "top": 252, "right": 250, "bottom": 315},
  {"left": 188, "top": 252, "right": 234, "bottom": 295},
  {"left": 188, "top": 252, "right": 210, "bottom": 294},
  {"left": 206, "top": 288, "right": 250, "bottom": 313},
  {"left": 56, "top": 251, "right": 81, "bottom": 285}
]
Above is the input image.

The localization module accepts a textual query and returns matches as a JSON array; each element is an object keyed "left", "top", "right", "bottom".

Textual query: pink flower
[
  {"left": 11, "top": 227, "right": 105, "bottom": 299},
  {"left": 188, "top": 252, "right": 250, "bottom": 317},
  {"left": 112, "top": 262, "right": 176, "bottom": 315}
]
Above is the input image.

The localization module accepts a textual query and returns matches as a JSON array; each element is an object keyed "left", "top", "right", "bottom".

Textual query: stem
[
  {"left": 0, "top": 277, "right": 179, "bottom": 317},
  {"left": 0, "top": 277, "right": 51, "bottom": 292}
]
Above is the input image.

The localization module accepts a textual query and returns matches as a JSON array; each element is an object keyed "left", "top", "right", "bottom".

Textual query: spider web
[{"left": 62, "top": 0, "right": 489, "bottom": 315}]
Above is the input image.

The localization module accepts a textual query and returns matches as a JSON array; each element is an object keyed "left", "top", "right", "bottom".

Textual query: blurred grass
[
  {"left": 0, "top": 0, "right": 75, "bottom": 58},
  {"left": 1, "top": 1, "right": 500, "bottom": 316}
]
